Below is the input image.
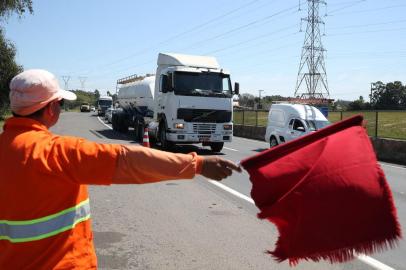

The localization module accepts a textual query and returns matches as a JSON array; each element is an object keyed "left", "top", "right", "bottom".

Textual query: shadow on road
[
  {"left": 154, "top": 144, "right": 223, "bottom": 156},
  {"left": 92, "top": 129, "right": 138, "bottom": 143},
  {"left": 252, "top": 148, "right": 268, "bottom": 153}
]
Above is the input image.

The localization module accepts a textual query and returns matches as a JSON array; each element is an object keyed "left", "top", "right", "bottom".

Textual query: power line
[
  {"left": 75, "top": 0, "right": 266, "bottom": 75},
  {"left": 328, "top": 3, "right": 406, "bottom": 16},
  {"left": 327, "top": 0, "right": 366, "bottom": 14},
  {"left": 180, "top": 4, "right": 299, "bottom": 52},
  {"left": 327, "top": 26, "right": 406, "bottom": 37},
  {"left": 327, "top": 18, "right": 406, "bottom": 30},
  {"left": 203, "top": 24, "right": 299, "bottom": 55},
  {"left": 76, "top": 3, "right": 300, "bottom": 79}
]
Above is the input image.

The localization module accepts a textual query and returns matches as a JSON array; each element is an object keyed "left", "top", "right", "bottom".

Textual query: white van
[{"left": 265, "top": 103, "right": 330, "bottom": 147}]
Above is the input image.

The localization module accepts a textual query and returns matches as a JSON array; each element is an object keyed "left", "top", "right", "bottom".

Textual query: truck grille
[
  {"left": 177, "top": 109, "right": 231, "bottom": 123},
  {"left": 193, "top": 123, "right": 216, "bottom": 134}
]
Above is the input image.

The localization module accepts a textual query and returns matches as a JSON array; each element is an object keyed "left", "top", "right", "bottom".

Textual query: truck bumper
[{"left": 166, "top": 132, "right": 232, "bottom": 143}]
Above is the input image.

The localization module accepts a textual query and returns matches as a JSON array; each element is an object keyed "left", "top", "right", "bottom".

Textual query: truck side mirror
[{"left": 234, "top": 82, "right": 239, "bottom": 95}]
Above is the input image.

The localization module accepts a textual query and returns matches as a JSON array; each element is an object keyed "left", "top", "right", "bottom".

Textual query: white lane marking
[
  {"left": 380, "top": 163, "right": 406, "bottom": 170},
  {"left": 208, "top": 181, "right": 396, "bottom": 270},
  {"left": 356, "top": 254, "right": 396, "bottom": 270},
  {"left": 97, "top": 117, "right": 113, "bottom": 130},
  {"left": 224, "top": 147, "right": 239, "bottom": 152},
  {"left": 208, "top": 180, "right": 254, "bottom": 204}
]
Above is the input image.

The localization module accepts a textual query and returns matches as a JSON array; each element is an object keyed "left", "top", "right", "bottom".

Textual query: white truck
[
  {"left": 97, "top": 95, "right": 113, "bottom": 116},
  {"left": 265, "top": 103, "right": 330, "bottom": 148},
  {"left": 112, "top": 52, "right": 239, "bottom": 152}
]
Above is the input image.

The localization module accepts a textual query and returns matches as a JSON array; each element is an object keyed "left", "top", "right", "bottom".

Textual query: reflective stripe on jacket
[{"left": 0, "top": 199, "right": 90, "bottom": 243}]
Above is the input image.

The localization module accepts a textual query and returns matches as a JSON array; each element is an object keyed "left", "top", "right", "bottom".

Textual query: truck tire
[
  {"left": 159, "top": 122, "right": 173, "bottom": 150},
  {"left": 134, "top": 118, "right": 144, "bottom": 142},
  {"left": 210, "top": 142, "right": 224, "bottom": 153},
  {"left": 116, "top": 113, "right": 128, "bottom": 133},
  {"left": 269, "top": 136, "right": 278, "bottom": 148},
  {"left": 112, "top": 113, "right": 118, "bottom": 131}
]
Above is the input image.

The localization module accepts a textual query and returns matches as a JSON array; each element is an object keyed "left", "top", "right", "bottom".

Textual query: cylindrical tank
[{"left": 117, "top": 76, "right": 155, "bottom": 110}]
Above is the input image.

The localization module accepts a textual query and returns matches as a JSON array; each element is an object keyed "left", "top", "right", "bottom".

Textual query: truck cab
[
  {"left": 153, "top": 53, "right": 239, "bottom": 152},
  {"left": 97, "top": 96, "right": 113, "bottom": 116}
]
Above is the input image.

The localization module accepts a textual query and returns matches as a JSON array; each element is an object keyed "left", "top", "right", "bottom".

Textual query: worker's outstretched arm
[{"left": 112, "top": 145, "right": 241, "bottom": 184}]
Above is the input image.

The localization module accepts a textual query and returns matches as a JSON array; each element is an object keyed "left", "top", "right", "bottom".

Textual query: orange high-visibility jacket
[{"left": 0, "top": 117, "right": 202, "bottom": 269}]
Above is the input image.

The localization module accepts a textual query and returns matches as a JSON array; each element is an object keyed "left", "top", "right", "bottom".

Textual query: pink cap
[{"left": 9, "top": 69, "right": 77, "bottom": 116}]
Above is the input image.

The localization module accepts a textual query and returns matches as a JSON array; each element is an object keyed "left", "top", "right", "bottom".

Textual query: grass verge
[{"left": 234, "top": 110, "right": 406, "bottom": 140}]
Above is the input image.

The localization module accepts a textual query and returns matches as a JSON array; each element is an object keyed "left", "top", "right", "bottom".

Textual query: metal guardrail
[{"left": 233, "top": 109, "right": 406, "bottom": 140}]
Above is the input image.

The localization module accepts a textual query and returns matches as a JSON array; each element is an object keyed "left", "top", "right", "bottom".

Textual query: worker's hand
[{"left": 201, "top": 156, "right": 242, "bottom": 181}]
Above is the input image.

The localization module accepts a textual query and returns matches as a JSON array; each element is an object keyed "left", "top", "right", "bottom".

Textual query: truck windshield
[
  {"left": 173, "top": 71, "right": 232, "bottom": 98},
  {"left": 98, "top": 100, "right": 112, "bottom": 106}
]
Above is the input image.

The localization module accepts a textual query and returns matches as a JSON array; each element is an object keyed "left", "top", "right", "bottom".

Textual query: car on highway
[
  {"left": 90, "top": 105, "right": 96, "bottom": 112},
  {"left": 104, "top": 107, "right": 114, "bottom": 123},
  {"left": 80, "top": 103, "right": 91, "bottom": 112}
]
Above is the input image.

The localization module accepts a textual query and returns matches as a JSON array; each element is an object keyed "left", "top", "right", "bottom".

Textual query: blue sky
[{"left": 4, "top": 0, "right": 406, "bottom": 101}]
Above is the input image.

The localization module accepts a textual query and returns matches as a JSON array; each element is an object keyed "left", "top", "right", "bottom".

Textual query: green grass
[
  {"left": 233, "top": 110, "right": 268, "bottom": 126},
  {"left": 328, "top": 111, "right": 406, "bottom": 140},
  {"left": 234, "top": 110, "right": 406, "bottom": 140}
]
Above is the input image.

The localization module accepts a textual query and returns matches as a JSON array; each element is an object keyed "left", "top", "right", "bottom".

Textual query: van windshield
[
  {"left": 305, "top": 120, "right": 330, "bottom": 131},
  {"left": 173, "top": 71, "right": 232, "bottom": 98}
]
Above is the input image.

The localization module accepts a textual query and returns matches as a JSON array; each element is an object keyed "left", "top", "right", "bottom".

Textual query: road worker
[{"left": 0, "top": 69, "right": 242, "bottom": 269}]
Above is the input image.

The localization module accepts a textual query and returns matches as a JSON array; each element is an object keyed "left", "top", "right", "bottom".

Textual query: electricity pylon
[
  {"left": 294, "top": 0, "right": 330, "bottom": 99},
  {"left": 78, "top": 76, "right": 87, "bottom": 91},
  {"left": 62, "top": 76, "right": 71, "bottom": 91}
]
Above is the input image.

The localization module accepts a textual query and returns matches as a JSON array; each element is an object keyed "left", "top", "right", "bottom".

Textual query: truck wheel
[
  {"left": 159, "top": 122, "right": 173, "bottom": 150},
  {"left": 134, "top": 119, "right": 144, "bottom": 142},
  {"left": 210, "top": 142, "right": 224, "bottom": 153},
  {"left": 116, "top": 113, "right": 128, "bottom": 133},
  {"left": 112, "top": 114, "right": 118, "bottom": 131},
  {"left": 270, "top": 136, "right": 278, "bottom": 148}
]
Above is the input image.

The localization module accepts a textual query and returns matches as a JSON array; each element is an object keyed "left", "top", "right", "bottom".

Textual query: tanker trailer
[{"left": 112, "top": 75, "right": 155, "bottom": 141}]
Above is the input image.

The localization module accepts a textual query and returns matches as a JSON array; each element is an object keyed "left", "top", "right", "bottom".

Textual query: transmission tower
[
  {"left": 62, "top": 76, "right": 71, "bottom": 90},
  {"left": 294, "top": 0, "right": 330, "bottom": 99},
  {"left": 78, "top": 76, "right": 87, "bottom": 91}
]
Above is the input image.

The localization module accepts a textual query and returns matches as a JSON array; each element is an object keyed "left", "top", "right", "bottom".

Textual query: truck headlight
[
  {"left": 174, "top": 123, "right": 184, "bottom": 129},
  {"left": 223, "top": 124, "right": 232, "bottom": 130}
]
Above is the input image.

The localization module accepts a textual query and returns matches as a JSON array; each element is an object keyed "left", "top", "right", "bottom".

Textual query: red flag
[{"left": 240, "top": 115, "right": 401, "bottom": 265}]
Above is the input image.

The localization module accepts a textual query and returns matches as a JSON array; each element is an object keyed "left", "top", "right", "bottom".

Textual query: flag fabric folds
[{"left": 240, "top": 115, "right": 401, "bottom": 265}]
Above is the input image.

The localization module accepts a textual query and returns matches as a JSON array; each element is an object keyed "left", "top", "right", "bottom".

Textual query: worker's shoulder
[{"left": 50, "top": 134, "right": 122, "bottom": 153}]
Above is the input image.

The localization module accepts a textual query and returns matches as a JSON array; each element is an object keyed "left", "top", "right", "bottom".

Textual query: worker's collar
[{"left": 3, "top": 117, "right": 49, "bottom": 132}]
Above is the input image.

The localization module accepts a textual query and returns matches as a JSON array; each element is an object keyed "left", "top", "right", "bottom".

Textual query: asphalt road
[{"left": 51, "top": 112, "right": 405, "bottom": 270}]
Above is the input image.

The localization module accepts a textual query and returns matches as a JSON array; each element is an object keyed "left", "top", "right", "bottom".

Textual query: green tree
[
  {"left": 0, "top": 0, "right": 33, "bottom": 19},
  {"left": 348, "top": 96, "right": 365, "bottom": 111},
  {"left": 0, "top": 0, "right": 33, "bottom": 119},
  {"left": 239, "top": 93, "right": 255, "bottom": 108},
  {"left": 0, "top": 29, "right": 22, "bottom": 118},
  {"left": 93, "top": 89, "right": 100, "bottom": 102},
  {"left": 66, "top": 90, "right": 98, "bottom": 110},
  {"left": 370, "top": 81, "right": 405, "bottom": 109}
]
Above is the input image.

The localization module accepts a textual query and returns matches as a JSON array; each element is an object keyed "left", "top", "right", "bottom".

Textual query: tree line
[{"left": 237, "top": 81, "right": 406, "bottom": 111}]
